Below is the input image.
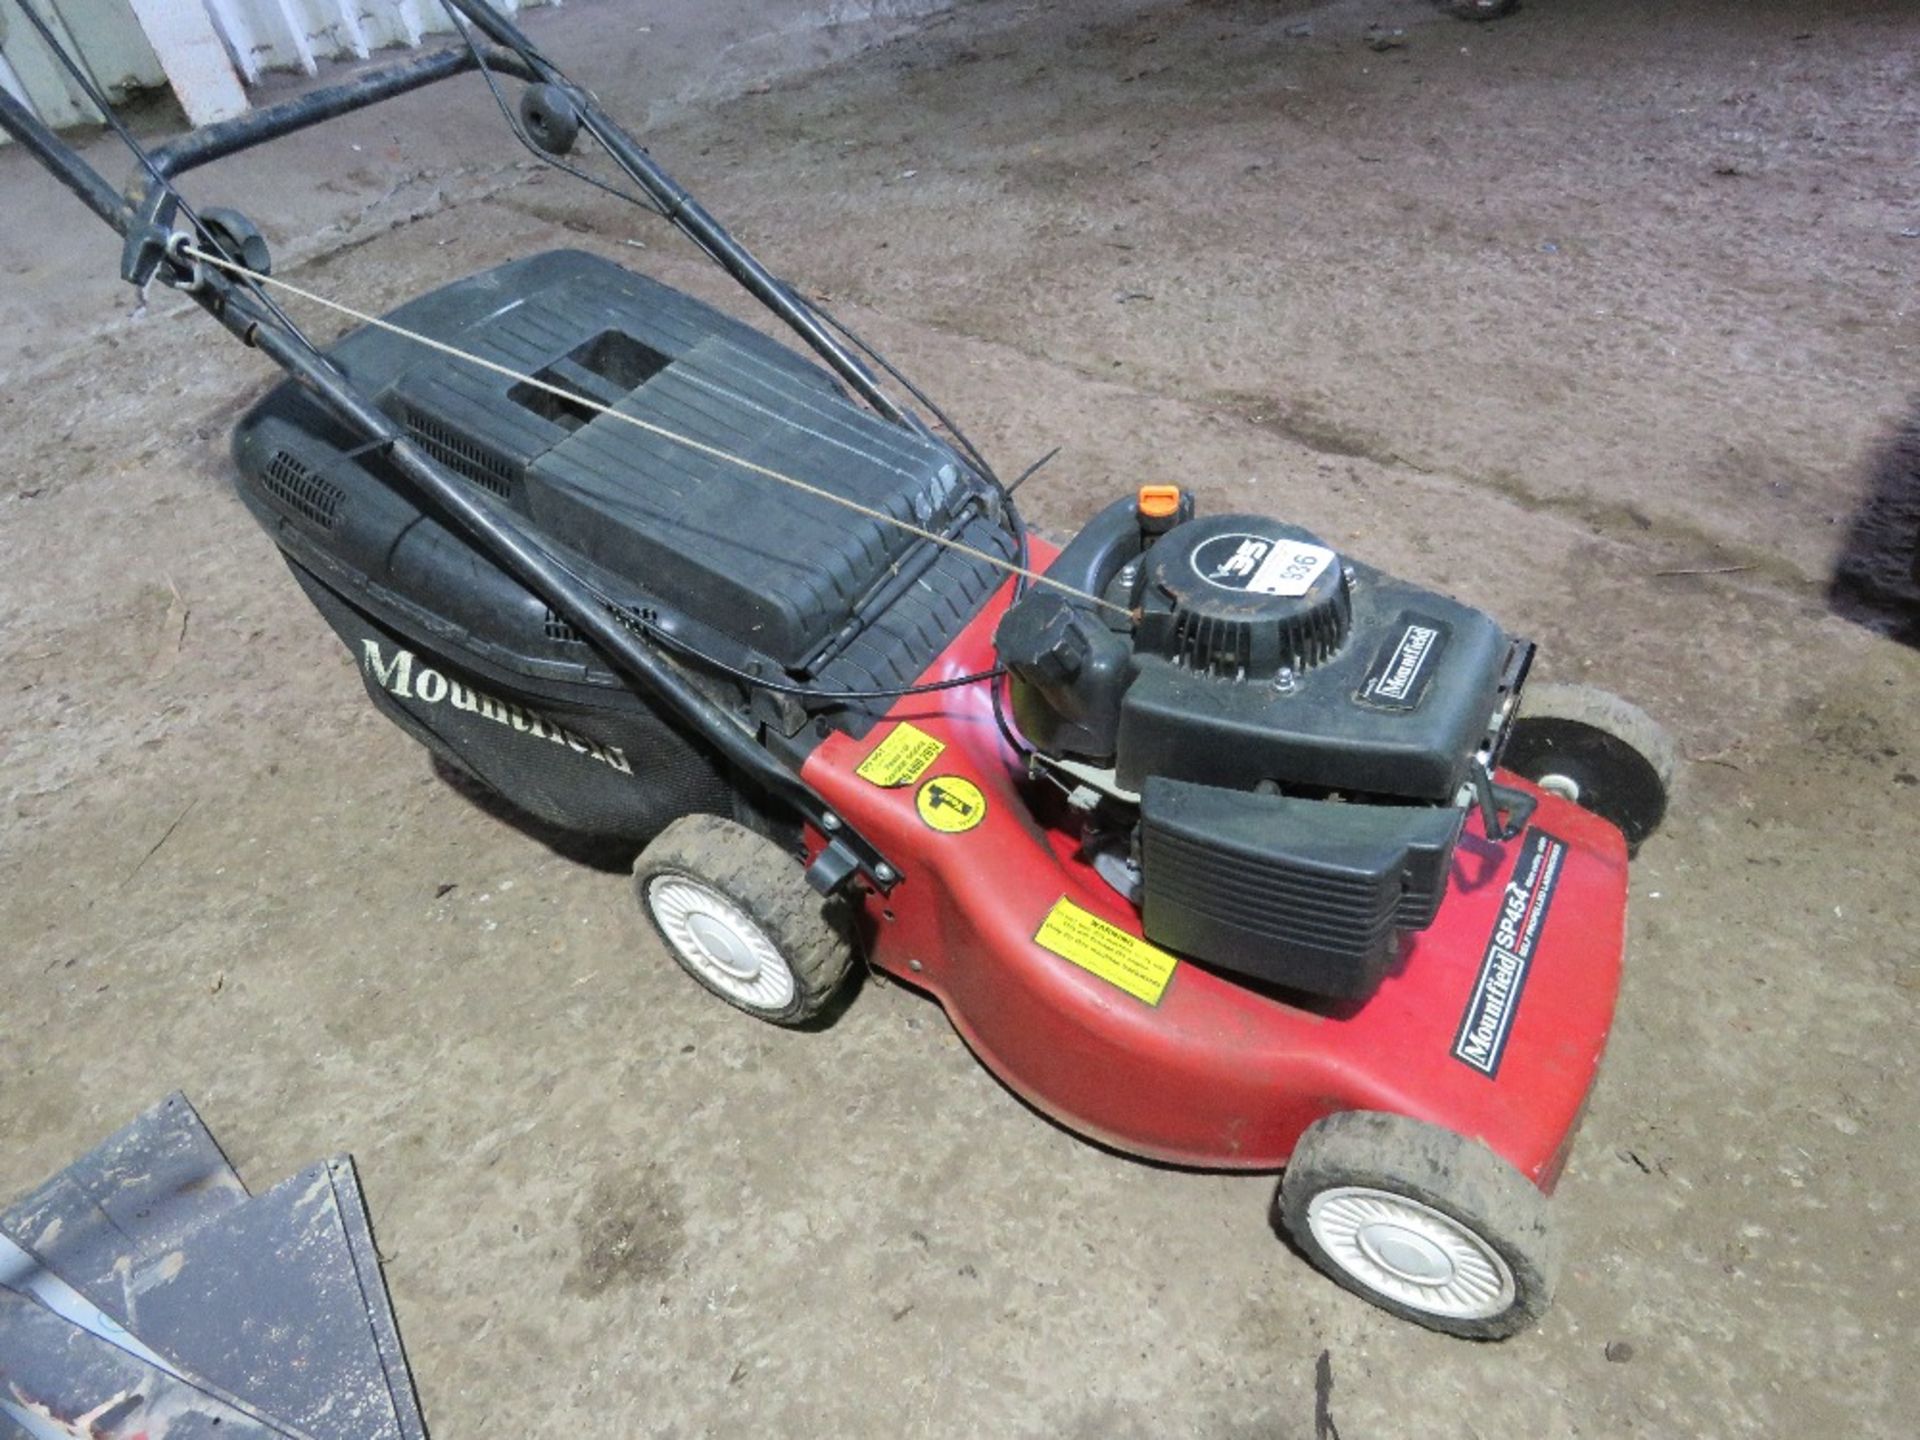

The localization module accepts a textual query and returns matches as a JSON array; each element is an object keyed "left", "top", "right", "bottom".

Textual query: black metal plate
[
  {"left": 0, "top": 1093, "right": 248, "bottom": 1301},
  {"left": 0, "top": 1286, "right": 295, "bottom": 1439},
  {"left": 3, "top": 1099, "right": 426, "bottom": 1440}
]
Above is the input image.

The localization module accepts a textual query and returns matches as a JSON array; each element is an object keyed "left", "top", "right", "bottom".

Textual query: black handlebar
[
  {"left": 136, "top": 44, "right": 538, "bottom": 189},
  {"left": 0, "top": 0, "right": 911, "bottom": 894}
]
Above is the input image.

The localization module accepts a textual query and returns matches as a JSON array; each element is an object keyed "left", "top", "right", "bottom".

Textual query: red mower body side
[{"left": 801, "top": 563, "right": 1627, "bottom": 1189}]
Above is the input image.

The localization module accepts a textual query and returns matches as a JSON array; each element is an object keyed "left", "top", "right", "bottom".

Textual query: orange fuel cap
[{"left": 1137, "top": 484, "right": 1182, "bottom": 519}]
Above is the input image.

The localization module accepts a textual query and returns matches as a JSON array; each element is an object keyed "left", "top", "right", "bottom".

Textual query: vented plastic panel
[
  {"left": 228, "top": 247, "right": 1005, "bottom": 833},
  {"left": 262, "top": 449, "right": 343, "bottom": 529},
  {"left": 528, "top": 331, "right": 960, "bottom": 669},
  {"left": 1138, "top": 778, "right": 1465, "bottom": 1000},
  {"left": 344, "top": 250, "right": 965, "bottom": 669},
  {"left": 1172, "top": 610, "right": 1253, "bottom": 677},
  {"left": 401, "top": 404, "right": 517, "bottom": 497}
]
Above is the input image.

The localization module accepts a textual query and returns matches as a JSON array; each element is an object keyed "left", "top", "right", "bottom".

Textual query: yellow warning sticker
[
  {"left": 915, "top": 775, "right": 987, "bottom": 833},
  {"left": 1034, "top": 897, "right": 1178, "bottom": 1007},
  {"left": 856, "top": 722, "right": 947, "bottom": 788}
]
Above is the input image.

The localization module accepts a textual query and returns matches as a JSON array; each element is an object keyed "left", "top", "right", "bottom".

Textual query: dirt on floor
[{"left": 2, "top": 0, "right": 1917, "bottom": 1436}]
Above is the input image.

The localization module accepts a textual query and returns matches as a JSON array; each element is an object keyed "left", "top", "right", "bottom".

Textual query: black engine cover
[
  {"left": 1116, "top": 516, "right": 1512, "bottom": 804},
  {"left": 999, "top": 508, "right": 1519, "bottom": 805},
  {"left": 996, "top": 501, "right": 1529, "bottom": 1001}
]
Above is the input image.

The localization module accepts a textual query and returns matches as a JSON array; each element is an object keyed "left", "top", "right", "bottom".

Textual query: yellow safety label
[
  {"left": 915, "top": 774, "right": 987, "bottom": 833},
  {"left": 1034, "top": 897, "right": 1178, "bottom": 1006},
  {"left": 856, "top": 722, "right": 946, "bottom": 788}
]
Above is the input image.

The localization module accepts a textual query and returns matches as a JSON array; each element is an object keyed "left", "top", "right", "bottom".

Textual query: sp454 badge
[{"left": 1452, "top": 828, "right": 1566, "bottom": 1078}]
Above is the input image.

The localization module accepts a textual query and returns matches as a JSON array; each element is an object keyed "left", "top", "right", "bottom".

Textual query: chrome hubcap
[
  {"left": 1307, "top": 1187, "right": 1515, "bottom": 1320},
  {"left": 647, "top": 875, "right": 795, "bottom": 1012}
]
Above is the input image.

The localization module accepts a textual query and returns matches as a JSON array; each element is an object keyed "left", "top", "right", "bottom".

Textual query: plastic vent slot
[
  {"left": 544, "top": 603, "right": 659, "bottom": 648},
  {"left": 606, "top": 601, "right": 658, "bottom": 635},
  {"left": 405, "top": 408, "right": 517, "bottom": 497},
  {"left": 262, "top": 450, "right": 344, "bottom": 530}
]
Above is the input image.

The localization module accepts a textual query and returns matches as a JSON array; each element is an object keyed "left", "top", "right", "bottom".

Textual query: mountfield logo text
[{"left": 362, "top": 641, "right": 632, "bottom": 774}]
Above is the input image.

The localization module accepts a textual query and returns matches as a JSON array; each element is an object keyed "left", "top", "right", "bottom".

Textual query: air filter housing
[{"left": 1138, "top": 778, "right": 1466, "bottom": 998}]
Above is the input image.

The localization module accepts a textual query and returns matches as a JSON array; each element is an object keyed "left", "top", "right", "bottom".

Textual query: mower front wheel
[
  {"left": 632, "top": 815, "right": 854, "bottom": 1027},
  {"left": 1278, "top": 1112, "right": 1558, "bottom": 1339},
  {"left": 1503, "top": 681, "right": 1677, "bottom": 853}
]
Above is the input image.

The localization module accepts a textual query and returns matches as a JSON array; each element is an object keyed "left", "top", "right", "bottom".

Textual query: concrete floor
[{"left": 3, "top": 0, "right": 1917, "bottom": 1435}]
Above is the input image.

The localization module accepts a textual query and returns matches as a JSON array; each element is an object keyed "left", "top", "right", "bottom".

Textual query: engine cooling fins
[
  {"left": 0, "top": 1095, "right": 427, "bottom": 1440},
  {"left": 1134, "top": 516, "right": 1354, "bottom": 681}
]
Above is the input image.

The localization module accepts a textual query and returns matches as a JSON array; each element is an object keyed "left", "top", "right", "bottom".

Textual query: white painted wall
[{"left": 0, "top": 0, "right": 558, "bottom": 138}]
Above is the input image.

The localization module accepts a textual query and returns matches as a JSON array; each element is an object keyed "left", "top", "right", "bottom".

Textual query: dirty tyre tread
[
  {"left": 633, "top": 814, "right": 853, "bottom": 1026},
  {"left": 1279, "top": 1111, "right": 1559, "bottom": 1340}
]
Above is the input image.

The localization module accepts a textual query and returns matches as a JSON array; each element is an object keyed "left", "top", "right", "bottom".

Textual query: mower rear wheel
[
  {"left": 1278, "top": 1112, "right": 1558, "bottom": 1339},
  {"left": 1503, "top": 681, "right": 1677, "bottom": 853},
  {"left": 632, "top": 815, "right": 853, "bottom": 1026}
]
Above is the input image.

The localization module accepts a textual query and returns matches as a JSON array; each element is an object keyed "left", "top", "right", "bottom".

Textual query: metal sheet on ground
[
  {"left": 0, "top": 1235, "right": 176, "bottom": 1373},
  {"left": 50, "top": 1160, "right": 413, "bottom": 1440},
  {"left": 0, "top": 1092, "right": 249, "bottom": 1300},
  {"left": 0, "top": 1287, "right": 297, "bottom": 1440},
  {"left": 2, "top": 1099, "right": 425, "bottom": 1440},
  {"left": 325, "top": 1157, "right": 429, "bottom": 1440}
]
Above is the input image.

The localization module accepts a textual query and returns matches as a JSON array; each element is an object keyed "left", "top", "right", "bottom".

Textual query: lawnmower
[{"left": 1, "top": 0, "right": 1674, "bottom": 1339}]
